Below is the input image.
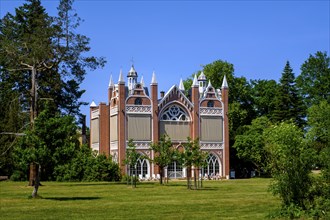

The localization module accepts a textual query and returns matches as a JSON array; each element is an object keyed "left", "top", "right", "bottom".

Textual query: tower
[
  {"left": 127, "top": 65, "right": 138, "bottom": 93},
  {"left": 221, "top": 75, "right": 230, "bottom": 178},
  {"left": 198, "top": 71, "right": 207, "bottom": 96}
]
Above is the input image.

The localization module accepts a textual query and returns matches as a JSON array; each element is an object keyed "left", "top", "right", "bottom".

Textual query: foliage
[
  {"left": 264, "top": 122, "right": 315, "bottom": 218},
  {"left": 233, "top": 116, "right": 272, "bottom": 175},
  {"left": 178, "top": 137, "right": 208, "bottom": 189},
  {"left": 250, "top": 79, "right": 278, "bottom": 119},
  {"left": 272, "top": 61, "right": 306, "bottom": 127},
  {"left": 54, "top": 145, "right": 121, "bottom": 182},
  {"left": 0, "top": 0, "right": 105, "bottom": 178},
  {"left": 0, "top": 0, "right": 105, "bottom": 117},
  {"left": 124, "top": 139, "right": 142, "bottom": 187},
  {"left": 296, "top": 51, "right": 330, "bottom": 107},
  {"left": 306, "top": 101, "right": 330, "bottom": 155},
  {"left": 150, "top": 135, "right": 175, "bottom": 184},
  {"left": 12, "top": 106, "right": 80, "bottom": 181}
]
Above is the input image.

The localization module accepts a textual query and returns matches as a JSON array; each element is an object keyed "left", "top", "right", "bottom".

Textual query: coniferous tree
[{"left": 272, "top": 61, "right": 306, "bottom": 127}]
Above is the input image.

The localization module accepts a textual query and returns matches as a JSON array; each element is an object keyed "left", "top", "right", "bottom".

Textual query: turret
[
  {"left": 198, "top": 71, "right": 207, "bottom": 96},
  {"left": 127, "top": 65, "right": 138, "bottom": 92}
]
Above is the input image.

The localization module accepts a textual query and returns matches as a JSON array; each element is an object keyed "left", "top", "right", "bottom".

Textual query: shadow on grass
[
  {"left": 59, "top": 182, "right": 113, "bottom": 187},
  {"left": 44, "top": 196, "right": 101, "bottom": 201}
]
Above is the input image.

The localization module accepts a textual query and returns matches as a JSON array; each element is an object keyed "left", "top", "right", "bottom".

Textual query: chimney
[{"left": 160, "top": 91, "right": 165, "bottom": 98}]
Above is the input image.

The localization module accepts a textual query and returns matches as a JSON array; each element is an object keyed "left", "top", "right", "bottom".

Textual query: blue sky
[{"left": 1, "top": 0, "right": 329, "bottom": 123}]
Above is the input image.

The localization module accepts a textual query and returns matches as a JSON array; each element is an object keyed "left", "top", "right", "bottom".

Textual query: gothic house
[{"left": 90, "top": 65, "right": 230, "bottom": 179}]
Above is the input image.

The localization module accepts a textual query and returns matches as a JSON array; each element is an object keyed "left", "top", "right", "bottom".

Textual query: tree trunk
[
  {"left": 187, "top": 166, "right": 191, "bottom": 189},
  {"left": 31, "top": 164, "right": 41, "bottom": 198},
  {"left": 159, "top": 167, "right": 163, "bottom": 185},
  {"left": 194, "top": 168, "right": 197, "bottom": 189},
  {"left": 30, "top": 66, "right": 37, "bottom": 127},
  {"left": 29, "top": 162, "right": 37, "bottom": 186}
]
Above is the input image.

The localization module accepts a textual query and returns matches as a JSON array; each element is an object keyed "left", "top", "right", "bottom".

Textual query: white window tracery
[{"left": 160, "top": 104, "right": 190, "bottom": 121}]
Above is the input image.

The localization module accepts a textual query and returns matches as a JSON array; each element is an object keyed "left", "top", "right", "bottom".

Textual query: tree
[
  {"left": 12, "top": 104, "right": 80, "bottom": 197},
  {"left": 272, "top": 61, "right": 306, "bottom": 127},
  {"left": 183, "top": 60, "right": 256, "bottom": 174},
  {"left": 0, "top": 0, "right": 105, "bottom": 182},
  {"left": 124, "top": 139, "right": 141, "bottom": 188},
  {"left": 150, "top": 135, "right": 175, "bottom": 185},
  {"left": 233, "top": 116, "right": 272, "bottom": 176},
  {"left": 250, "top": 79, "right": 278, "bottom": 118},
  {"left": 306, "top": 101, "right": 330, "bottom": 167},
  {"left": 0, "top": 0, "right": 105, "bottom": 119},
  {"left": 179, "top": 138, "right": 207, "bottom": 189},
  {"left": 297, "top": 51, "right": 330, "bottom": 107},
  {"left": 265, "top": 122, "right": 315, "bottom": 218}
]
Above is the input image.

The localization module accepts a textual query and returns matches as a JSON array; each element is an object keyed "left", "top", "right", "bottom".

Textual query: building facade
[{"left": 90, "top": 65, "right": 230, "bottom": 179}]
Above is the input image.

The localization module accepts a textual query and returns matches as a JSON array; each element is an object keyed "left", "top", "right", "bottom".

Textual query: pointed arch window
[
  {"left": 203, "top": 153, "right": 220, "bottom": 176},
  {"left": 134, "top": 97, "right": 142, "bottom": 105},
  {"left": 129, "top": 155, "right": 149, "bottom": 178},
  {"left": 207, "top": 100, "right": 214, "bottom": 107},
  {"left": 160, "top": 104, "right": 190, "bottom": 121}
]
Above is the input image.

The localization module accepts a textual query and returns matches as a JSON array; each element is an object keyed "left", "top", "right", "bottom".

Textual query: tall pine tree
[{"left": 272, "top": 61, "right": 306, "bottom": 127}]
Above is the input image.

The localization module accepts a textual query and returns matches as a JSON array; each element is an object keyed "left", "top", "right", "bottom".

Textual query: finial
[
  {"left": 151, "top": 71, "right": 157, "bottom": 84},
  {"left": 207, "top": 80, "right": 212, "bottom": 87},
  {"left": 222, "top": 75, "right": 228, "bottom": 88},
  {"left": 179, "top": 78, "right": 185, "bottom": 91},
  {"left": 118, "top": 68, "right": 124, "bottom": 83},
  {"left": 90, "top": 100, "right": 97, "bottom": 107},
  {"left": 140, "top": 75, "right": 145, "bottom": 87},
  {"left": 108, "top": 74, "right": 114, "bottom": 88},
  {"left": 192, "top": 74, "right": 198, "bottom": 87}
]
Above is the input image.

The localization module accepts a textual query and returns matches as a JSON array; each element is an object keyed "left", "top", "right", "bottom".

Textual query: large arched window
[
  {"left": 160, "top": 104, "right": 190, "bottom": 121},
  {"left": 203, "top": 153, "right": 220, "bottom": 176}
]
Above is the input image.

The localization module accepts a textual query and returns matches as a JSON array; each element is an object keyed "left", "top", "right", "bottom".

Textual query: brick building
[{"left": 90, "top": 65, "right": 230, "bottom": 179}]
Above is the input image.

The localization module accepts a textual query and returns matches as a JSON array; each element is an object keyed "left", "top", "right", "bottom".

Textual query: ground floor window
[
  {"left": 167, "top": 161, "right": 183, "bottom": 178},
  {"left": 203, "top": 153, "right": 221, "bottom": 177},
  {"left": 129, "top": 155, "right": 149, "bottom": 178}
]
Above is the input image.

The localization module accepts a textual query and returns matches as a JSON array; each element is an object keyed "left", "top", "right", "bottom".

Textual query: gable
[{"left": 158, "top": 85, "right": 193, "bottom": 111}]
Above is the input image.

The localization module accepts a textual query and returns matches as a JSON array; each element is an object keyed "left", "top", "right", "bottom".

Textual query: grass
[{"left": 0, "top": 178, "right": 280, "bottom": 220}]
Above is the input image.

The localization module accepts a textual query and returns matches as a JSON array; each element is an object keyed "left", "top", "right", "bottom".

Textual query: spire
[
  {"left": 179, "top": 78, "right": 185, "bottom": 91},
  {"left": 192, "top": 74, "right": 198, "bottom": 87},
  {"left": 151, "top": 71, "right": 157, "bottom": 84},
  {"left": 118, "top": 68, "right": 124, "bottom": 83},
  {"left": 198, "top": 71, "right": 206, "bottom": 81},
  {"left": 221, "top": 75, "right": 228, "bottom": 88},
  {"left": 140, "top": 75, "right": 144, "bottom": 87},
  {"left": 90, "top": 100, "right": 97, "bottom": 107},
  {"left": 127, "top": 65, "right": 138, "bottom": 77},
  {"left": 207, "top": 80, "right": 212, "bottom": 88},
  {"left": 108, "top": 74, "right": 114, "bottom": 88}
]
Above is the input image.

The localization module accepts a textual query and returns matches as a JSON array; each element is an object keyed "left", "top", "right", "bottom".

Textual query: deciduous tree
[
  {"left": 150, "top": 135, "right": 175, "bottom": 185},
  {"left": 297, "top": 51, "right": 330, "bottom": 106}
]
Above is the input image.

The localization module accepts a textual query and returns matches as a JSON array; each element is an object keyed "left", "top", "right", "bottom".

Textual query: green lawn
[{"left": 0, "top": 178, "right": 280, "bottom": 219}]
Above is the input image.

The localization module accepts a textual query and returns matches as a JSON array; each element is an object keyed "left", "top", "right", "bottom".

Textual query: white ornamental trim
[
  {"left": 200, "top": 107, "right": 223, "bottom": 116},
  {"left": 91, "top": 142, "right": 99, "bottom": 151},
  {"left": 200, "top": 142, "right": 223, "bottom": 150},
  {"left": 126, "top": 105, "right": 151, "bottom": 114},
  {"left": 110, "top": 106, "right": 118, "bottom": 116},
  {"left": 91, "top": 109, "right": 99, "bottom": 119},
  {"left": 110, "top": 141, "right": 118, "bottom": 150},
  {"left": 127, "top": 141, "right": 151, "bottom": 149}
]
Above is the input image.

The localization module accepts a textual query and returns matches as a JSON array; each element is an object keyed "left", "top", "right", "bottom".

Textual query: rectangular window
[
  {"left": 127, "top": 115, "right": 151, "bottom": 141},
  {"left": 159, "top": 121, "right": 190, "bottom": 141},
  {"left": 201, "top": 116, "right": 223, "bottom": 142}
]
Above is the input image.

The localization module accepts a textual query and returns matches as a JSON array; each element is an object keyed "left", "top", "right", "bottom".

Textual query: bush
[{"left": 54, "top": 145, "right": 121, "bottom": 182}]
